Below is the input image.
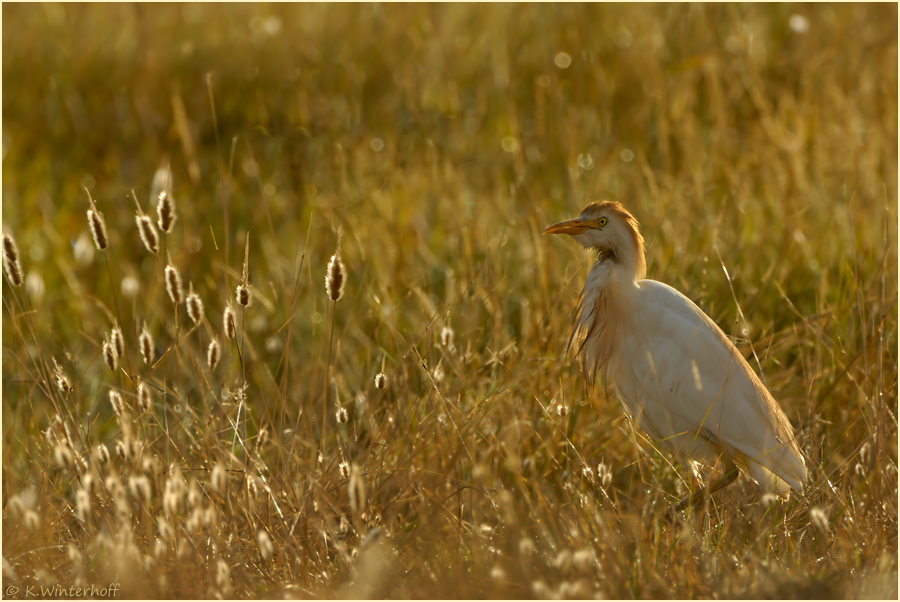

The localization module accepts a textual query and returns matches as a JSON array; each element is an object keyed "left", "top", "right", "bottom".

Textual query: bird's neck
[{"left": 594, "top": 246, "right": 644, "bottom": 283}]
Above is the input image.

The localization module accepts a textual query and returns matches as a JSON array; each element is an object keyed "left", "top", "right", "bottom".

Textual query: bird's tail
[{"left": 734, "top": 444, "right": 807, "bottom": 495}]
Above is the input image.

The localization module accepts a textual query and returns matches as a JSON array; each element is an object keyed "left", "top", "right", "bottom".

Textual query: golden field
[{"left": 2, "top": 4, "right": 897, "bottom": 598}]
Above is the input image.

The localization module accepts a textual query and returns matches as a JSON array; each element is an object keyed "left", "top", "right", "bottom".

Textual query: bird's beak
[{"left": 544, "top": 217, "right": 591, "bottom": 235}]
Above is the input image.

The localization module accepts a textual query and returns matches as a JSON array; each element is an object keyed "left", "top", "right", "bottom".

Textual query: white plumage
[{"left": 546, "top": 201, "right": 806, "bottom": 505}]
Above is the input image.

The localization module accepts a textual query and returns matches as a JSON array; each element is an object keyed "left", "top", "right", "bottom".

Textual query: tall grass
[{"left": 2, "top": 4, "right": 897, "bottom": 598}]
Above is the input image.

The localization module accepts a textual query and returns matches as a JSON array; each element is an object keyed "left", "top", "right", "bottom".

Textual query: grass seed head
[
  {"left": 339, "top": 460, "right": 350, "bottom": 479},
  {"left": 597, "top": 463, "right": 612, "bottom": 489},
  {"left": 102, "top": 341, "right": 117, "bottom": 371},
  {"left": 130, "top": 475, "right": 153, "bottom": 506},
  {"left": 336, "top": 406, "right": 349, "bottom": 424},
  {"left": 110, "top": 324, "right": 125, "bottom": 359},
  {"left": 257, "top": 529, "right": 274, "bottom": 561},
  {"left": 441, "top": 326, "right": 454, "bottom": 349},
  {"left": 810, "top": 507, "right": 830, "bottom": 532},
  {"left": 223, "top": 304, "right": 236, "bottom": 339},
  {"left": 215, "top": 559, "right": 231, "bottom": 592},
  {"left": 52, "top": 358, "right": 71, "bottom": 395},
  {"left": 325, "top": 253, "right": 345, "bottom": 302},
  {"left": 76, "top": 489, "right": 91, "bottom": 523},
  {"left": 156, "top": 190, "right": 176, "bottom": 233},
  {"left": 96, "top": 443, "right": 110, "bottom": 465},
  {"left": 137, "top": 382, "right": 153, "bottom": 413},
  {"left": 135, "top": 214, "right": 159, "bottom": 255},
  {"left": 186, "top": 283, "right": 204, "bottom": 325},
  {"left": 2, "top": 231, "right": 23, "bottom": 286},
  {"left": 165, "top": 264, "right": 183, "bottom": 305},
  {"left": 87, "top": 209, "right": 108, "bottom": 251},
  {"left": 139, "top": 323, "right": 154, "bottom": 365},
  {"left": 235, "top": 284, "right": 252, "bottom": 307},
  {"left": 211, "top": 462, "right": 227, "bottom": 493},
  {"left": 109, "top": 390, "right": 125, "bottom": 416},
  {"left": 375, "top": 372, "right": 387, "bottom": 389},
  {"left": 54, "top": 442, "right": 74, "bottom": 469},
  {"left": 207, "top": 338, "right": 221, "bottom": 371}
]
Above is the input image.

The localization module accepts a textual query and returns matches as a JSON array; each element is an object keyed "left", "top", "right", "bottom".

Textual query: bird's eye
[{"left": 597, "top": 217, "right": 608, "bottom": 227}]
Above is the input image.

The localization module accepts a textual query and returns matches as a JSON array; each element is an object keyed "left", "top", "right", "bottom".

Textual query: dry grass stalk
[{"left": 2, "top": 231, "right": 23, "bottom": 286}]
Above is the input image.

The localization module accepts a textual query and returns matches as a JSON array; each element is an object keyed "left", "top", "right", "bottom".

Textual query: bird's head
[{"left": 544, "top": 201, "right": 646, "bottom": 280}]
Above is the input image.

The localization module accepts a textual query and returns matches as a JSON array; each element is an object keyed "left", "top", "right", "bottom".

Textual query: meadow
[{"left": 2, "top": 4, "right": 897, "bottom": 598}]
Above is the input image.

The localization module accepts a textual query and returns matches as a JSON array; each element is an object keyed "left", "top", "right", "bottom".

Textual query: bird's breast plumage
[{"left": 579, "top": 277, "right": 807, "bottom": 492}]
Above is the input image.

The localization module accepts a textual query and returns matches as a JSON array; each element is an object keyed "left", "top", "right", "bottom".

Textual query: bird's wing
[{"left": 614, "top": 280, "right": 807, "bottom": 491}]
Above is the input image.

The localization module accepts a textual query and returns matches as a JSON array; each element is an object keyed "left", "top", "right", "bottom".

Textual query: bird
[{"left": 545, "top": 201, "right": 806, "bottom": 511}]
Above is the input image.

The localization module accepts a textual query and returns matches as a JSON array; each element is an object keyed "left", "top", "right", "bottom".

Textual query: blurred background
[{"left": 2, "top": 4, "right": 897, "bottom": 598}]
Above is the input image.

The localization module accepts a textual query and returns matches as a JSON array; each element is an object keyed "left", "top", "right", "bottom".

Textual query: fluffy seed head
[
  {"left": 96, "top": 444, "right": 110, "bottom": 465},
  {"left": 130, "top": 475, "right": 153, "bottom": 506},
  {"left": 597, "top": 463, "right": 612, "bottom": 489},
  {"left": 87, "top": 209, "right": 108, "bottom": 251},
  {"left": 441, "top": 326, "right": 454, "bottom": 349},
  {"left": 109, "top": 325, "right": 125, "bottom": 360},
  {"left": 810, "top": 507, "right": 830, "bottom": 532},
  {"left": 76, "top": 489, "right": 91, "bottom": 523},
  {"left": 53, "top": 358, "right": 71, "bottom": 395},
  {"left": 186, "top": 284, "right": 204, "bottom": 325},
  {"left": 235, "top": 284, "right": 251, "bottom": 307},
  {"left": 211, "top": 463, "right": 227, "bottom": 493},
  {"left": 54, "top": 443, "right": 75, "bottom": 469},
  {"left": 139, "top": 323, "right": 154, "bottom": 366},
  {"left": 3, "top": 231, "right": 22, "bottom": 286},
  {"left": 109, "top": 390, "right": 125, "bottom": 416},
  {"left": 257, "top": 529, "right": 274, "bottom": 561},
  {"left": 223, "top": 305, "right": 236, "bottom": 339},
  {"left": 216, "top": 559, "right": 231, "bottom": 591},
  {"left": 375, "top": 372, "right": 387, "bottom": 389},
  {"left": 339, "top": 460, "right": 350, "bottom": 479},
  {"left": 137, "top": 382, "right": 153, "bottom": 413},
  {"left": 102, "top": 341, "right": 117, "bottom": 371},
  {"left": 557, "top": 404, "right": 568, "bottom": 417},
  {"left": 325, "top": 253, "right": 345, "bottom": 302},
  {"left": 336, "top": 406, "right": 348, "bottom": 424},
  {"left": 207, "top": 338, "right": 221, "bottom": 371},
  {"left": 165, "top": 264, "right": 183, "bottom": 305},
  {"left": 156, "top": 191, "right": 176, "bottom": 233},
  {"left": 136, "top": 214, "right": 159, "bottom": 255}
]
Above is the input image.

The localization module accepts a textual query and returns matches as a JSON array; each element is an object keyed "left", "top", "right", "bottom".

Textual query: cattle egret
[{"left": 545, "top": 201, "right": 806, "bottom": 510}]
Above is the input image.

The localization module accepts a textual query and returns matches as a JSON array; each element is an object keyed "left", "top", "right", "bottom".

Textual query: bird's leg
[{"left": 672, "top": 456, "right": 740, "bottom": 512}]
